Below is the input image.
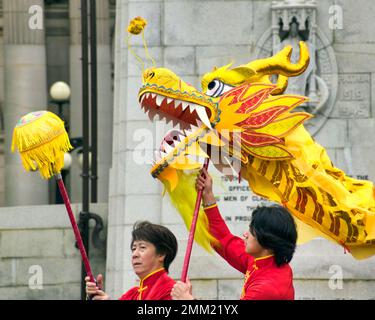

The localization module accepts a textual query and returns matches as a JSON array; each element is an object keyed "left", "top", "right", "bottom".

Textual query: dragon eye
[{"left": 206, "top": 80, "right": 233, "bottom": 97}]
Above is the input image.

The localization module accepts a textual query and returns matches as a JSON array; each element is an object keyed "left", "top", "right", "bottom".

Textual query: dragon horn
[
  {"left": 230, "top": 41, "right": 309, "bottom": 95},
  {"left": 247, "top": 41, "right": 310, "bottom": 77},
  {"left": 271, "top": 74, "right": 289, "bottom": 95}
]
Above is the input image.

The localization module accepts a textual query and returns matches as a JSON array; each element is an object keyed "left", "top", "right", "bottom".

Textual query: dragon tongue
[{"left": 159, "top": 129, "right": 186, "bottom": 152}]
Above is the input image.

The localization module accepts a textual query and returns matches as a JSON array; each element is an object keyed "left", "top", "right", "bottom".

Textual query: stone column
[
  {"left": 105, "top": 0, "right": 129, "bottom": 297},
  {"left": 68, "top": 0, "right": 83, "bottom": 203},
  {"left": 106, "top": 0, "right": 163, "bottom": 298},
  {"left": 3, "top": 0, "right": 49, "bottom": 206},
  {"left": 96, "top": 0, "right": 113, "bottom": 203}
]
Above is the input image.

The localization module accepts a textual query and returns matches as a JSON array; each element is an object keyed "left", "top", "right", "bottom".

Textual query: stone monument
[{"left": 256, "top": 0, "right": 338, "bottom": 135}]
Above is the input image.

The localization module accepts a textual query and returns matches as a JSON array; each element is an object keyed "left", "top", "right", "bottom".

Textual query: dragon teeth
[
  {"left": 154, "top": 151, "right": 161, "bottom": 161},
  {"left": 224, "top": 156, "right": 239, "bottom": 175},
  {"left": 149, "top": 113, "right": 156, "bottom": 121},
  {"left": 166, "top": 98, "right": 173, "bottom": 104},
  {"left": 151, "top": 93, "right": 156, "bottom": 99},
  {"left": 148, "top": 108, "right": 157, "bottom": 121},
  {"left": 178, "top": 134, "right": 185, "bottom": 142},
  {"left": 189, "top": 104, "right": 196, "bottom": 113},
  {"left": 161, "top": 140, "right": 169, "bottom": 151},
  {"left": 164, "top": 142, "right": 174, "bottom": 154},
  {"left": 180, "top": 101, "right": 189, "bottom": 111},
  {"left": 156, "top": 95, "right": 164, "bottom": 106},
  {"left": 195, "top": 107, "right": 212, "bottom": 129},
  {"left": 184, "top": 128, "right": 193, "bottom": 135}
]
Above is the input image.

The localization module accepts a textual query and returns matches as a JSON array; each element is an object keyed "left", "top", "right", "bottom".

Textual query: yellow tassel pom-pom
[
  {"left": 127, "top": 16, "right": 147, "bottom": 35},
  {"left": 126, "top": 16, "right": 155, "bottom": 71},
  {"left": 12, "top": 111, "right": 73, "bottom": 179}
]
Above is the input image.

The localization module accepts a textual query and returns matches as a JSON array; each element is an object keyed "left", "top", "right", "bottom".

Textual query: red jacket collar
[
  {"left": 139, "top": 268, "right": 166, "bottom": 288},
  {"left": 252, "top": 255, "right": 275, "bottom": 269}
]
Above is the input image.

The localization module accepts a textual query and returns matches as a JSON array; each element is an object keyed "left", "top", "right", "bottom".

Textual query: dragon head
[{"left": 138, "top": 41, "right": 311, "bottom": 191}]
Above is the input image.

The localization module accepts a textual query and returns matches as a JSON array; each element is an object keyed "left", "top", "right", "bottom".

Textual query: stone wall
[
  {"left": 0, "top": 203, "right": 107, "bottom": 299},
  {"left": 0, "top": 133, "right": 4, "bottom": 207},
  {"left": 107, "top": 0, "right": 375, "bottom": 300}
]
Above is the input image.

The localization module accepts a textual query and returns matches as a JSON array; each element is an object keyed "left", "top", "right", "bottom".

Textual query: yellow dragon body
[{"left": 137, "top": 42, "right": 375, "bottom": 259}]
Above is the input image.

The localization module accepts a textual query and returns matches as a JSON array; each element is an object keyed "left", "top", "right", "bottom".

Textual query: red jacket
[
  {"left": 204, "top": 204, "right": 295, "bottom": 300},
  {"left": 118, "top": 268, "right": 175, "bottom": 300}
]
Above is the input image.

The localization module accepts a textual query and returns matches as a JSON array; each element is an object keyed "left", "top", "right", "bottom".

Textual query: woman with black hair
[
  {"left": 172, "top": 167, "right": 297, "bottom": 300},
  {"left": 86, "top": 221, "right": 178, "bottom": 300}
]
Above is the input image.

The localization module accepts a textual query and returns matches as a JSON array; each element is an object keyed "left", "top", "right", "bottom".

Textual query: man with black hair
[
  {"left": 86, "top": 221, "right": 178, "bottom": 300},
  {"left": 172, "top": 168, "right": 297, "bottom": 300}
]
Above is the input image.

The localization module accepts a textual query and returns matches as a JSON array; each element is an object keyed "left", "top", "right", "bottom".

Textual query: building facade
[{"left": 0, "top": 0, "right": 374, "bottom": 299}]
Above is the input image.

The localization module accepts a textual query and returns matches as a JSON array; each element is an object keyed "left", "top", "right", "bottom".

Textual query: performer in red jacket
[
  {"left": 172, "top": 168, "right": 297, "bottom": 300},
  {"left": 86, "top": 221, "right": 177, "bottom": 300}
]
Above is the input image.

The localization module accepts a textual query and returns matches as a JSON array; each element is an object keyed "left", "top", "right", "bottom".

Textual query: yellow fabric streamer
[
  {"left": 11, "top": 111, "right": 73, "bottom": 179},
  {"left": 163, "top": 170, "right": 218, "bottom": 252}
]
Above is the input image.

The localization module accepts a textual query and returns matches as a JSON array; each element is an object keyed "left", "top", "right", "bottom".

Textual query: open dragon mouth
[
  {"left": 139, "top": 91, "right": 214, "bottom": 176},
  {"left": 156, "top": 129, "right": 187, "bottom": 162},
  {"left": 139, "top": 92, "right": 212, "bottom": 130}
]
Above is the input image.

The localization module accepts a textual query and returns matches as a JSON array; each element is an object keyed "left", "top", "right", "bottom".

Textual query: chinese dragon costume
[{"left": 136, "top": 39, "right": 375, "bottom": 260}]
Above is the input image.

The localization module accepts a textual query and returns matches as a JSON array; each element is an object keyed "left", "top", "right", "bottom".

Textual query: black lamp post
[
  {"left": 80, "top": 0, "right": 91, "bottom": 301},
  {"left": 50, "top": 81, "right": 71, "bottom": 204},
  {"left": 50, "top": 81, "right": 71, "bottom": 130},
  {"left": 90, "top": 0, "right": 98, "bottom": 203},
  {"left": 79, "top": 0, "right": 103, "bottom": 301}
]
